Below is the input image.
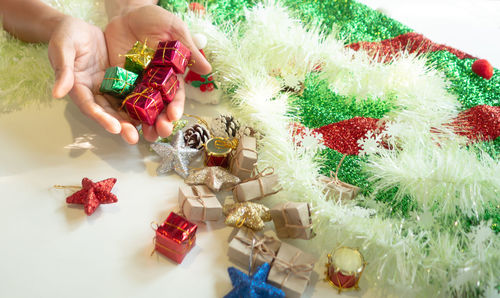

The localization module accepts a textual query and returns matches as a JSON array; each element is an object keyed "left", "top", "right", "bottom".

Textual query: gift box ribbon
[
  {"left": 103, "top": 70, "right": 134, "bottom": 95},
  {"left": 274, "top": 251, "right": 314, "bottom": 288},
  {"left": 181, "top": 185, "right": 212, "bottom": 221},
  {"left": 121, "top": 86, "right": 161, "bottom": 121},
  {"left": 234, "top": 167, "right": 282, "bottom": 201},
  {"left": 281, "top": 202, "right": 313, "bottom": 231},
  {"left": 158, "top": 46, "right": 188, "bottom": 66},
  {"left": 150, "top": 235, "right": 195, "bottom": 256},
  {"left": 230, "top": 143, "right": 258, "bottom": 174},
  {"left": 235, "top": 230, "right": 277, "bottom": 272}
]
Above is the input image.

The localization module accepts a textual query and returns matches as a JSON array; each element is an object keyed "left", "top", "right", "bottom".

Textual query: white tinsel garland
[{"left": 184, "top": 2, "right": 499, "bottom": 296}]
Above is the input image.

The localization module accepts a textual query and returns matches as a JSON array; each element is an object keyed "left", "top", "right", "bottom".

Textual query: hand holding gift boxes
[{"left": 100, "top": 39, "right": 191, "bottom": 126}]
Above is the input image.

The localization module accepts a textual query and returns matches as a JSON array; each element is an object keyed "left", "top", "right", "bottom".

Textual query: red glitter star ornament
[{"left": 66, "top": 178, "right": 118, "bottom": 215}]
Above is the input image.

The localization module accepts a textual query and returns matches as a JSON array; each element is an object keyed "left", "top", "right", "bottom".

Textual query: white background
[{"left": 0, "top": 1, "right": 499, "bottom": 298}]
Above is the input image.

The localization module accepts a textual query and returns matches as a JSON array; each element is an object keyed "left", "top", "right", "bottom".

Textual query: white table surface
[{"left": 1, "top": 1, "right": 499, "bottom": 298}]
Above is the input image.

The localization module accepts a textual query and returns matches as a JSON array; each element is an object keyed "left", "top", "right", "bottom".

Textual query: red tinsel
[{"left": 347, "top": 32, "right": 475, "bottom": 63}]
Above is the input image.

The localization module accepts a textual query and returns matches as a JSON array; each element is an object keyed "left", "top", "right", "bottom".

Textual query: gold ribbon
[
  {"left": 121, "top": 86, "right": 160, "bottom": 122},
  {"left": 150, "top": 235, "right": 195, "bottom": 257},
  {"left": 102, "top": 69, "right": 133, "bottom": 95},
  {"left": 235, "top": 230, "right": 277, "bottom": 272},
  {"left": 53, "top": 185, "right": 81, "bottom": 190},
  {"left": 234, "top": 167, "right": 282, "bottom": 201},
  {"left": 180, "top": 185, "right": 213, "bottom": 221},
  {"left": 159, "top": 46, "right": 188, "bottom": 66},
  {"left": 214, "top": 138, "right": 238, "bottom": 150},
  {"left": 273, "top": 252, "right": 314, "bottom": 288}
]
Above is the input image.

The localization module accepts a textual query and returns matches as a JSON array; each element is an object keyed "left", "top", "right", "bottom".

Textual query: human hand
[
  {"left": 48, "top": 16, "right": 141, "bottom": 144},
  {"left": 105, "top": 5, "right": 212, "bottom": 142}
]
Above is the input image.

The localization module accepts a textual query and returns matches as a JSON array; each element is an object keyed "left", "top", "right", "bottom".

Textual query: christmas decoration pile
[{"left": 149, "top": 112, "right": 329, "bottom": 297}]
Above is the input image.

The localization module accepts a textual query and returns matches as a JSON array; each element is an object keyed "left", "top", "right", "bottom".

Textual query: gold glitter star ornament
[
  {"left": 185, "top": 166, "right": 241, "bottom": 192},
  {"left": 223, "top": 201, "right": 271, "bottom": 231}
]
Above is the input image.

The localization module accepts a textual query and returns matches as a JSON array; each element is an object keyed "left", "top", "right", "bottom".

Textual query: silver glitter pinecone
[
  {"left": 215, "top": 114, "right": 240, "bottom": 138},
  {"left": 184, "top": 124, "right": 210, "bottom": 149}
]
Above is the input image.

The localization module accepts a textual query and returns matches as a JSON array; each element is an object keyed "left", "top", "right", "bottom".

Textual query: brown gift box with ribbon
[
  {"left": 233, "top": 168, "right": 281, "bottom": 202},
  {"left": 319, "top": 175, "right": 360, "bottom": 202},
  {"left": 230, "top": 136, "right": 258, "bottom": 180},
  {"left": 227, "top": 228, "right": 281, "bottom": 272},
  {"left": 178, "top": 185, "right": 222, "bottom": 222},
  {"left": 268, "top": 242, "right": 316, "bottom": 298},
  {"left": 270, "top": 202, "right": 314, "bottom": 240}
]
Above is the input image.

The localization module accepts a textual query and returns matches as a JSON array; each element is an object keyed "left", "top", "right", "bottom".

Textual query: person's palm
[
  {"left": 49, "top": 17, "right": 136, "bottom": 143},
  {"left": 104, "top": 5, "right": 211, "bottom": 142}
]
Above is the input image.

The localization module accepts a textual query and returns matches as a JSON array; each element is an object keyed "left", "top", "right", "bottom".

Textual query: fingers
[
  {"left": 166, "top": 79, "right": 185, "bottom": 122},
  {"left": 95, "top": 95, "right": 140, "bottom": 145},
  {"left": 155, "top": 110, "right": 174, "bottom": 138},
  {"left": 70, "top": 85, "right": 122, "bottom": 134},
  {"left": 48, "top": 35, "right": 76, "bottom": 98},
  {"left": 171, "top": 19, "right": 212, "bottom": 75},
  {"left": 142, "top": 124, "right": 159, "bottom": 142}
]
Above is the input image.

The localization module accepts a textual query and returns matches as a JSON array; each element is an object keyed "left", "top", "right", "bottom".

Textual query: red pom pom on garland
[
  {"left": 471, "top": 59, "right": 494, "bottom": 80},
  {"left": 189, "top": 2, "right": 205, "bottom": 14}
]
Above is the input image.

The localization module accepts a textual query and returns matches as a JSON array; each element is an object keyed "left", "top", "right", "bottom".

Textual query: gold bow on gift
[{"left": 223, "top": 201, "right": 271, "bottom": 231}]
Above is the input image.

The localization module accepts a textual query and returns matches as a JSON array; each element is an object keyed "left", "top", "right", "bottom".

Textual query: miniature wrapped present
[
  {"left": 178, "top": 185, "right": 222, "bottom": 222},
  {"left": 268, "top": 242, "right": 316, "bottom": 298},
  {"left": 122, "top": 84, "right": 164, "bottom": 125},
  {"left": 142, "top": 66, "right": 179, "bottom": 103},
  {"left": 99, "top": 66, "right": 138, "bottom": 98},
  {"left": 123, "top": 41, "right": 155, "bottom": 75},
  {"left": 319, "top": 174, "right": 360, "bottom": 202},
  {"left": 152, "top": 40, "right": 191, "bottom": 74},
  {"left": 153, "top": 212, "right": 197, "bottom": 264},
  {"left": 270, "top": 202, "right": 314, "bottom": 240},
  {"left": 228, "top": 228, "right": 281, "bottom": 272},
  {"left": 230, "top": 136, "right": 258, "bottom": 180},
  {"left": 233, "top": 168, "right": 281, "bottom": 202}
]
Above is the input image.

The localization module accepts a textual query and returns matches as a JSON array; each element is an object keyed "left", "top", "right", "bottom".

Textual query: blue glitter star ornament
[
  {"left": 150, "top": 131, "right": 200, "bottom": 178},
  {"left": 224, "top": 263, "right": 285, "bottom": 298}
]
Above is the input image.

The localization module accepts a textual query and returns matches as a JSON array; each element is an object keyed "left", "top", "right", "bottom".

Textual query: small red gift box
[
  {"left": 123, "top": 84, "right": 164, "bottom": 125},
  {"left": 154, "top": 212, "right": 197, "bottom": 264},
  {"left": 142, "top": 66, "right": 179, "bottom": 103},
  {"left": 152, "top": 40, "right": 191, "bottom": 74}
]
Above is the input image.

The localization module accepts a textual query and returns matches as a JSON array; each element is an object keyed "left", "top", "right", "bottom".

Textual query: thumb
[{"left": 48, "top": 37, "right": 76, "bottom": 98}]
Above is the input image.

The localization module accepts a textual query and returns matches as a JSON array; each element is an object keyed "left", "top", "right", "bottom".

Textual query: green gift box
[
  {"left": 99, "top": 67, "right": 138, "bottom": 98},
  {"left": 124, "top": 41, "right": 155, "bottom": 75}
]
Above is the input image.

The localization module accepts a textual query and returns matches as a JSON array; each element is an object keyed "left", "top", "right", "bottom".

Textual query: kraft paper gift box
[
  {"left": 142, "top": 66, "right": 179, "bottom": 103},
  {"left": 152, "top": 40, "right": 191, "bottom": 74},
  {"left": 123, "top": 84, "right": 164, "bottom": 125},
  {"left": 270, "top": 202, "right": 313, "bottom": 240},
  {"left": 268, "top": 242, "right": 316, "bottom": 298},
  {"left": 153, "top": 212, "right": 197, "bottom": 264},
  {"left": 227, "top": 228, "right": 281, "bottom": 272},
  {"left": 99, "top": 66, "right": 138, "bottom": 98},
  {"left": 178, "top": 185, "right": 222, "bottom": 222},
  {"left": 230, "top": 136, "right": 258, "bottom": 180},
  {"left": 233, "top": 172, "right": 281, "bottom": 202},
  {"left": 318, "top": 175, "right": 360, "bottom": 202},
  {"left": 123, "top": 41, "right": 155, "bottom": 75}
]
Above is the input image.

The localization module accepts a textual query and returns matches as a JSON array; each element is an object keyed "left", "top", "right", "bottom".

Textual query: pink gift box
[
  {"left": 152, "top": 40, "right": 191, "bottom": 74},
  {"left": 123, "top": 84, "right": 164, "bottom": 125},
  {"left": 142, "top": 66, "right": 179, "bottom": 103}
]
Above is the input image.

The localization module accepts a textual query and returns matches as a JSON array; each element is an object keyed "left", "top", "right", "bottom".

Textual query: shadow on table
[{"left": 63, "top": 102, "right": 152, "bottom": 173}]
